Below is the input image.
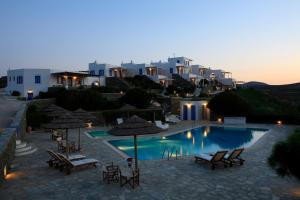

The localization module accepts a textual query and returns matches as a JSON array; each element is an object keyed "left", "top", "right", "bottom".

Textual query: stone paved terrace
[{"left": 0, "top": 122, "right": 300, "bottom": 200}]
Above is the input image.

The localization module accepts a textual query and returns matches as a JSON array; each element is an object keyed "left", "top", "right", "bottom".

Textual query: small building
[
  {"left": 6, "top": 68, "right": 52, "bottom": 98},
  {"left": 6, "top": 69, "right": 102, "bottom": 98},
  {"left": 89, "top": 61, "right": 126, "bottom": 78},
  {"left": 180, "top": 100, "right": 210, "bottom": 121}
]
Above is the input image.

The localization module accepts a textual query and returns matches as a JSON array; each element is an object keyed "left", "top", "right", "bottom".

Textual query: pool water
[
  {"left": 89, "top": 130, "right": 110, "bottom": 137},
  {"left": 109, "top": 126, "right": 268, "bottom": 160}
]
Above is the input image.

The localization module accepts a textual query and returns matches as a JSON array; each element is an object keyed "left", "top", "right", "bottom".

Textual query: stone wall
[
  {"left": 0, "top": 128, "right": 16, "bottom": 184},
  {"left": 9, "top": 103, "right": 27, "bottom": 140}
]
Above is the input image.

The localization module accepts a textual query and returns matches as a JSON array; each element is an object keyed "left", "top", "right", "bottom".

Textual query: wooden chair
[
  {"left": 120, "top": 168, "right": 140, "bottom": 189},
  {"left": 57, "top": 137, "right": 76, "bottom": 153},
  {"left": 195, "top": 151, "right": 228, "bottom": 170},
  {"left": 103, "top": 163, "right": 119, "bottom": 184},
  {"left": 224, "top": 148, "right": 245, "bottom": 166}
]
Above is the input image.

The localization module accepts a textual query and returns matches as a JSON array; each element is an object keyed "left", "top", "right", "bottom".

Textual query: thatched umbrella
[
  {"left": 43, "top": 104, "right": 69, "bottom": 119},
  {"left": 72, "top": 108, "right": 97, "bottom": 150},
  {"left": 119, "top": 104, "right": 136, "bottom": 118},
  {"left": 42, "top": 113, "right": 85, "bottom": 157},
  {"left": 42, "top": 104, "right": 65, "bottom": 112},
  {"left": 108, "top": 115, "right": 162, "bottom": 170}
]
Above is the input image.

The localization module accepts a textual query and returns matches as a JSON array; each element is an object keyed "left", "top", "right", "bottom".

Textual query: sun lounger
[
  {"left": 46, "top": 149, "right": 86, "bottom": 169},
  {"left": 195, "top": 151, "right": 228, "bottom": 170},
  {"left": 155, "top": 120, "right": 169, "bottom": 130},
  {"left": 224, "top": 148, "right": 245, "bottom": 166},
  {"left": 165, "top": 115, "right": 181, "bottom": 124},
  {"left": 57, "top": 153, "right": 98, "bottom": 174},
  {"left": 117, "top": 118, "right": 124, "bottom": 124}
]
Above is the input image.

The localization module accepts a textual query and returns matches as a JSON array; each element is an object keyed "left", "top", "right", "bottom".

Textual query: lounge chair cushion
[
  {"left": 69, "top": 154, "right": 86, "bottom": 160},
  {"left": 70, "top": 158, "right": 98, "bottom": 167},
  {"left": 196, "top": 153, "right": 213, "bottom": 161}
]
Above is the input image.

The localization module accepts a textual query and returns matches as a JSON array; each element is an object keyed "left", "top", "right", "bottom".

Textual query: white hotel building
[{"left": 6, "top": 56, "right": 236, "bottom": 98}]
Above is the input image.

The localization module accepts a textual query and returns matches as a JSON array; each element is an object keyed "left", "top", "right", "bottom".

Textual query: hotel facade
[{"left": 6, "top": 56, "right": 236, "bottom": 98}]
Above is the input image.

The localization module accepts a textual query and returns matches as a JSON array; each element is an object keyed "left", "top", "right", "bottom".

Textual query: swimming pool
[
  {"left": 88, "top": 130, "right": 110, "bottom": 138},
  {"left": 109, "top": 126, "right": 268, "bottom": 160}
]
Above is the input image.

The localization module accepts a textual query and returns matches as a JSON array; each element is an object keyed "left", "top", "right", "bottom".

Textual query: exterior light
[
  {"left": 86, "top": 122, "right": 92, "bottom": 128},
  {"left": 203, "top": 130, "right": 208, "bottom": 137},
  {"left": 63, "top": 75, "right": 68, "bottom": 79},
  {"left": 277, "top": 121, "right": 282, "bottom": 125},
  {"left": 73, "top": 76, "right": 77, "bottom": 80},
  {"left": 94, "top": 82, "right": 99, "bottom": 86},
  {"left": 202, "top": 103, "right": 207, "bottom": 107},
  {"left": 186, "top": 131, "right": 192, "bottom": 139},
  {"left": 162, "top": 136, "right": 166, "bottom": 139},
  {"left": 186, "top": 103, "right": 192, "bottom": 108},
  {"left": 217, "top": 118, "right": 222, "bottom": 123},
  {"left": 27, "top": 90, "right": 33, "bottom": 94},
  {"left": 120, "top": 91, "right": 123, "bottom": 95},
  {"left": 3, "top": 165, "right": 7, "bottom": 178}
]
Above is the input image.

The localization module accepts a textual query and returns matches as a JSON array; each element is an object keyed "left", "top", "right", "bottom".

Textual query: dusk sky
[{"left": 0, "top": 0, "right": 299, "bottom": 84}]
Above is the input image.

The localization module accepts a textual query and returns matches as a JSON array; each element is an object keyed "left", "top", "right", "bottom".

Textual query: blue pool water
[
  {"left": 109, "top": 126, "right": 268, "bottom": 160},
  {"left": 89, "top": 130, "right": 110, "bottom": 137}
]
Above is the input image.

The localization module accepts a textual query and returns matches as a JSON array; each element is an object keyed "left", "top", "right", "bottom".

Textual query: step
[
  {"left": 15, "top": 145, "right": 32, "bottom": 153},
  {"left": 16, "top": 140, "right": 22, "bottom": 145},
  {"left": 16, "top": 142, "right": 27, "bottom": 149},
  {"left": 15, "top": 147, "right": 37, "bottom": 157}
]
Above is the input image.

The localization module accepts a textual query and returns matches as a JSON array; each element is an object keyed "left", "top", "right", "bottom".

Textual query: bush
[
  {"left": 11, "top": 90, "right": 20, "bottom": 96},
  {"left": 55, "top": 89, "right": 122, "bottom": 111},
  {"left": 39, "top": 87, "right": 66, "bottom": 99},
  {"left": 268, "top": 130, "right": 300, "bottom": 179},
  {"left": 121, "top": 88, "right": 152, "bottom": 108},
  {"left": 208, "top": 90, "right": 251, "bottom": 117},
  {"left": 26, "top": 105, "right": 50, "bottom": 129},
  {"left": 125, "top": 75, "right": 163, "bottom": 90}
]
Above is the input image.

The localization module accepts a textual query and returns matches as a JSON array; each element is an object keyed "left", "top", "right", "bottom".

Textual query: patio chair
[
  {"left": 224, "top": 148, "right": 245, "bottom": 167},
  {"left": 56, "top": 137, "right": 76, "bottom": 153},
  {"left": 195, "top": 151, "right": 228, "bottom": 170},
  {"left": 116, "top": 118, "right": 124, "bottom": 124},
  {"left": 57, "top": 153, "right": 98, "bottom": 175},
  {"left": 120, "top": 168, "right": 140, "bottom": 189},
  {"left": 155, "top": 120, "right": 169, "bottom": 130},
  {"left": 102, "top": 162, "right": 120, "bottom": 184},
  {"left": 46, "top": 149, "right": 86, "bottom": 169}
]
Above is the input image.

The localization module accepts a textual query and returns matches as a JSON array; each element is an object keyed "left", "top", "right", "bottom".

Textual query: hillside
[{"left": 241, "top": 82, "right": 300, "bottom": 110}]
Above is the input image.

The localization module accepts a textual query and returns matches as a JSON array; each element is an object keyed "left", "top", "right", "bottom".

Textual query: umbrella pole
[
  {"left": 66, "top": 128, "right": 69, "bottom": 158},
  {"left": 134, "top": 134, "right": 138, "bottom": 171},
  {"left": 78, "top": 128, "right": 80, "bottom": 151}
]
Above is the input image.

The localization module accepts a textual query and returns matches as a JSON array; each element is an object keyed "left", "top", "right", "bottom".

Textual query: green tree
[
  {"left": 121, "top": 88, "right": 152, "bottom": 108},
  {"left": 269, "top": 130, "right": 300, "bottom": 179},
  {"left": 208, "top": 90, "right": 250, "bottom": 117}
]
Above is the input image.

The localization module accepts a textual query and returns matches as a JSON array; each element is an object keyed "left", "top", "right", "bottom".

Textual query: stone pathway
[{"left": 0, "top": 123, "right": 299, "bottom": 200}]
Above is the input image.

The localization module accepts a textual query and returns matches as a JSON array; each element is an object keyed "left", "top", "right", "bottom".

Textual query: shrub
[
  {"left": 39, "top": 87, "right": 66, "bottom": 99},
  {"left": 125, "top": 75, "right": 163, "bottom": 90},
  {"left": 208, "top": 90, "right": 251, "bottom": 117},
  {"left": 121, "top": 88, "right": 152, "bottom": 108},
  {"left": 11, "top": 90, "right": 20, "bottom": 96},
  {"left": 55, "top": 89, "right": 121, "bottom": 111},
  {"left": 26, "top": 105, "right": 50, "bottom": 129},
  {"left": 268, "top": 130, "right": 300, "bottom": 179}
]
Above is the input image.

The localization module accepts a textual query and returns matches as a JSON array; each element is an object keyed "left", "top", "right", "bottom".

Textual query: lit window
[{"left": 35, "top": 75, "right": 41, "bottom": 84}]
